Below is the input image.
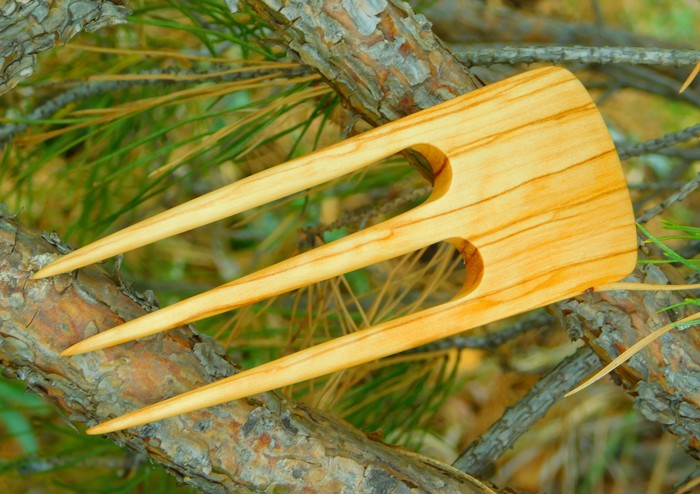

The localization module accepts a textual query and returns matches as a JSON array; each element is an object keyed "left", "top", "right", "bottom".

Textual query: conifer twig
[
  {"left": 637, "top": 171, "right": 700, "bottom": 224},
  {"left": 406, "top": 311, "right": 554, "bottom": 353},
  {"left": 452, "top": 346, "right": 602, "bottom": 478},
  {"left": 0, "top": 66, "right": 312, "bottom": 143},
  {"left": 304, "top": 185, "right": 432, "bottom": 240},
  {"left": 455, "top": 46, "right": 700, "bottom": 68},
  {"left": 617, "top": 123, "right": 700, "bottom": 160}
]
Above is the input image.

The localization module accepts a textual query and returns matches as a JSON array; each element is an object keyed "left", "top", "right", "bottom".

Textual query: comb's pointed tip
[
  {"left": 33, "top": 254, "right": 82, "bottom": 279},
  {"left": 86, "top": 420, "right": 123, "bottom": 435},
  {"left": 61, "top": 340, "right": 96, "bottom": 357},
  {"left": 87, "top": 406, "right": 171, "bottom": 435},
  {"left": 33, "top": 264, "right": 60, "bottom": 280},
  {"left": 85, "top": 420, "right": 121, "bottom": 436}
]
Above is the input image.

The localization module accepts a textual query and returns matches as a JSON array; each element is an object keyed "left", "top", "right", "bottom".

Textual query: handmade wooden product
[{"left": 34, "top": 67, "right": 638, "bottom": 434}]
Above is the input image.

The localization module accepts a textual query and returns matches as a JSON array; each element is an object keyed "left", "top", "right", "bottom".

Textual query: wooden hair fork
[{"left": 34, "top": 67, "right": 638, "bottom": 435}]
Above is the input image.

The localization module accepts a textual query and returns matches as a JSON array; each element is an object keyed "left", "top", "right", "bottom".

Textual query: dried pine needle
[
  {"left": 679, "top": 61, "right": 700, "bottom": 94},
  {"left": 17, "top": 74, "right": 321, "bottom": 145},
  {"left": 566, "top": 310, "right": 700, "bottom": 396},
  {"left": 593, "top": 282, "right": 700, "bottom": 292},
  {"left": 66, "top": 43, "right": 295, "bottom": 66}
]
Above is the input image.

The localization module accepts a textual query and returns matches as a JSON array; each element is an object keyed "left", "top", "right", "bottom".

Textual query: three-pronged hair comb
[{"left": 35, "top": 67, "right": 638, "bottom": 434}]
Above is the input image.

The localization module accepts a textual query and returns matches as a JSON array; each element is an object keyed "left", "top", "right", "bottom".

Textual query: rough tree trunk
[
  {"left": 246, "top": 0, "right": 483, "bottom": 180},
  {"left": 0, "top": 213, "right": 497, "bottom": 493}
]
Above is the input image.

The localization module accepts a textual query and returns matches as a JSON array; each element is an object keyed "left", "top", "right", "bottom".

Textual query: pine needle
[
  {"left": 86, "top": 64, "right": 300, "bottom": 82},
  {"left": 148, "top": 85, "right": 330, "bottom": 176},
  {"left": 66, "top": 43, "right": 289, "bottom": 65},
  {"left": 679, "top": 61, "right": 700, "bottom": 93},
  {"left": 593, "top": 282, "right": 700, "bottom": 292}
]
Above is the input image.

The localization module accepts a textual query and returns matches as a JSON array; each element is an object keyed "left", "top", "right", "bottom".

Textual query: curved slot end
[
  {"left": 445, "top": 238, "right": 485, "bottom": 300},
  {"left": 411, "top": 143, "right": 453, "bottom": 202}
]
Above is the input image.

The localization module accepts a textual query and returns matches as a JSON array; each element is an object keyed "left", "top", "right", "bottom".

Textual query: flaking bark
[
  {"left": 0, "top": 0, "right": 130, "bottom": 94},
  {"left": 247, "top": 0, "right": 481, "bottom": 125},
  {"left": 245, "top": 0, "right": 482, "bottom": 179},
  {"left": 0, "top": 213, "right": 497, "bottom": 493}
]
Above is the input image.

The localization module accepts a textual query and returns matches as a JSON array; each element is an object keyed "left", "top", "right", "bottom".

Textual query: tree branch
[
  {"left": 618, "top": 124, "right": 700, "bottom": 161},
  {"left": 246, "top": 0, "right": 483, "bottom": 180},
  {"left": 552, "top": 252, "right": 700, "bottom": 458},
  {"left": 406, "top": 311, "right": 555, "bottom": 353},
  {"left": 452, "top": 346, "right": 603, "bottom": 478},
  {"left": 248, "top": 0, "right": 482, "bottom": 126},
  {"left": 636, "top": 171, "right": 700, "bottom": 224},
  {"left": 455, "top": 46, "right": 700, "bottom": 68},
  {"left": 0, "top": 212, "right": 495, "bottom": 493}
]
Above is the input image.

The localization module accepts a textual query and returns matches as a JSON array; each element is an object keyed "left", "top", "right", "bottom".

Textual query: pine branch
[
  {"left": 618, "top": 123, "right": 700, "bottom": 160},
  {"left": 245, "top": 0, "right": 484, "bottom": 180},
  {"left": 636, "top": 171, "right": 700, "bottom": 224},
  {"left": 0, "top": 212, "right": 493, "bottom": 493},
  {"left": 552, "top": 257, "right": 700, "bottom": 458},
  {"left": 452, "top": 346, "right": 603, "bottom": 477},
  {"left": 247, "top": 0, "right": 482, "bottom": 125},
  {"left": 406, "top": 311, "right": 554, "bottom": 353},
  {"left": 455, "top": 46, "right": 700, "bottom": 68},
  {"left": 304, "top": 185, "right": 432, "bottom": 239}
]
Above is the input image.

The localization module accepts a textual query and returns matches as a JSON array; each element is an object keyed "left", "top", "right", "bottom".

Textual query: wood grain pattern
[{"left": 35, "top": 67, "right": 638, "bottom": 433}]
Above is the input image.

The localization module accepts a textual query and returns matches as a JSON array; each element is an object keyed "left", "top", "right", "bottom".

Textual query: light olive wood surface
[{"left": 35, "top": 67, "right": 638, "bottom": 434}]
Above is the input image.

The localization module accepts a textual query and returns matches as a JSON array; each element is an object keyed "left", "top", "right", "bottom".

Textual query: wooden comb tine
[
  {"left": 33, "top": 119, "right": 428, "bottom": 281},
  {"left": 85, "top": 289, "right": 487, "bottom": 435},
  {"left": 60, "top": 197, "right": 453, "bottom": 356}
]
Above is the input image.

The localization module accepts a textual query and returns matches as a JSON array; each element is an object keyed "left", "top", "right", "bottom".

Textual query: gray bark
[
  {"left": 0, "top": 212, "right": 497, "bottom": 493},
  {"left": 455, "top": 46, "right": 700, "bottom": 68},
  {"left": 453, "top": 347, "right": 603, "bottom": 477},
  {"left": 0, "top": 0, "right": 130, "bottom": 94},
  {"left": 553, "top": 252, "right": 700, "bottom": 458}
]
